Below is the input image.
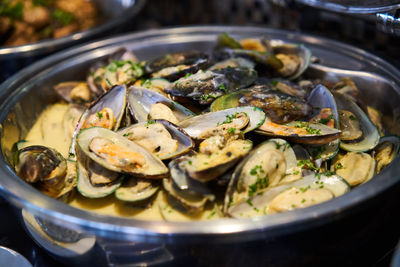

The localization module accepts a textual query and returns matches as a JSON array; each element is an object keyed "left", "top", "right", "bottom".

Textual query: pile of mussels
[{"left": 14, "top": 33, "right": 400, "bottom": 219}]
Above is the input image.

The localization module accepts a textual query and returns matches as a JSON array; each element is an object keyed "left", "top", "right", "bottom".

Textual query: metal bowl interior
[
  {"left": 0, "top": 26, "right": 400, "bottom": 243},
  {"left": 0, "top": 0, "right": 146, "bottom": 60}
]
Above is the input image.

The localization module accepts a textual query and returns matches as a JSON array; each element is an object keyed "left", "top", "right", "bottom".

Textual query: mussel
[
  {"left": 211, "top": 85, "right": 312, "bottom": 124},
  {"left": 117, "top": 119, "right": 194, "bottom": 160},
  {"left": 87, "top": 48, "right": 144, "bottom": 95},
  {"left": 77, "top": 127, "right": 169, "bottom": 178},
  {"left": 165, "top": 67, "right": 258, "bottom": 104},
  {"left": 127, "top": 87, "right": 195, "bottom": 123},
  {"left": 15, "top": 145, "right": 68, "bottom": 197}
]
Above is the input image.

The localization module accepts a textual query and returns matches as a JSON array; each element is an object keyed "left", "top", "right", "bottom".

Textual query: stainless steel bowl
[
  {"left": 0, "top": 26, "right": 400, "bottom": 266},
  {"left": 0, "top": 0, "right": 146, "bottom": 81}
]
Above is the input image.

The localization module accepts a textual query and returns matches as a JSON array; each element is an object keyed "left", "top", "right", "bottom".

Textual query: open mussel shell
[
  {"left": 305, "top": 85, "right": 340, "bottom": 160},
  {"left": 69, "top": 84, "right": 127, "bottom": 160},
  {"left": 224, "top": 139, "right": 298, "bottom": 213},
  {"left": 178, "top": 106, "right": 266, "bottom": 139},
  {"left": 63, "top": 104, "right": 86, "bottom": 140},
  {"left": 331, "top": 151, "right": 376, "bottom": 186},
  {"left": 165, "top": 67, "right": 258, "bottom": 105},
  {"left": 87, "top": 48, "right": 143, "bottom": 95},
  {"left": 15, "top": 146, "right": 69, "bottom": 198},
  {"left": 208, "top": 57, "right": 255, "bottom": 71},
  {"left": 210, "top": 85, "right": 311, "bottom": 124},
  {"left": 145, "top": 50, "right": 210, "bottom": 81},
  {"left": 158, "top": 191, "right": 221, "bottom": 222},
  {"left": 77, "top": 127, "right": 169, "bottom": 178},
  {"left": 372, "top": 135, "right": 400, "bottom": 174},
  {"left": 76, "top": 159, "right": 123, "bottom": 199},
  {"left": 117, "top": 119, "right": 194, "bottom": 160},
  {"left": 54, "top": 81, "right": 93, "bottom": 104},
  {"left": 55, "top": 160, "right": 77, "bottom": 201},
  {"left": 115, "top": 177, "right": 159, "bottom": 203},
  {"left": 168, "top": 156, "right": 216, "bottom": 196},
  {"left": 162, "top": 178, "right": 213, "bottom": 213},
  {"left": 256, "top": 119, "right": 341, "bottom": 145},
  {"left": 182, "top": 139, "right": 253, "bottom": 183},
  {"left": 271, "top": 42, "right": 312, "bottom": 80},
  {"left": 226, "top": 172, "right": 350, "bottom": 218},
  {"left": 334, "top": 92, "right": 380, "bottom": 152},
  {"left": 127, "top": 87, "right": 195, "bottom": 123}
]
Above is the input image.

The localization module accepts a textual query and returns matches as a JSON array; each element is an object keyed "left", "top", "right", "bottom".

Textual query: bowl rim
[
  {"left": 0, "top": 25, "right": 400, "bottom": 243},
  {"left": 0, "top": 0, "right": 146, "bottom": 60},
  {"left": 295, "top": 0, "right": 400, "bottom": 14}
]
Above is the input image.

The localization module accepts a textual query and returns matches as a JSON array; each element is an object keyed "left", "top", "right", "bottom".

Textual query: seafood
[{"left": 12, "top": 32, "right": 399, "bottom": 221}]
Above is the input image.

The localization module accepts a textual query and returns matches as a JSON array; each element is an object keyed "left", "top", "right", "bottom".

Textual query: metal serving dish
[
  {"left": 0, "top": 26, "right": 400, "bottom": 266},
  {"left": 0, "top": 0, "right": 145, "bottom": 82}
]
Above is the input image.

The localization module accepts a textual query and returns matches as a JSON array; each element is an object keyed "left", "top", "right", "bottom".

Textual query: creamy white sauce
[{"left": 23, "top": 103, "right": 206, "bottom": 220}]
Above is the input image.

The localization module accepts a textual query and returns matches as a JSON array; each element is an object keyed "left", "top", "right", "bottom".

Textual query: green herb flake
[
  {"left": 0, "top": 1, "right": 23, "bottom": 19},
  {"left": 219, "top": 83, "right": 227, "bottom": 93},
  {"left": 145, "top": 120, "right": 156, "bottom": 128},
  {"left": 335, "top": 162, "right": 344, "bottom": 170},
  {"left": 52, "top": 9, "right": 75, "bottom": 26},
  {"left": 207, "top": 211, "right": 216, "bottom": 219},
  {"left": 298, "top": 160, "right": 319, "bottom": 171},
  {"left": 184, "top": 73, "right": 192, "bottom": 79},
  {"left": 96, "top": 112, "right": 103, "bottom": 119},
  {"left": 301, "top": 198, "right": 306, "bottom": 203},
  {"left": 318, "top": 114, "right": 333, "bottom": 125},
  {"left": 270, "top": 80, "right": 278, "bottom": 86},
  {"left": 299, "top": 185, "right": 311, "bottom": 193},
  {"left": 227, "top": 127, "right": 236, "bottom": 135},
  {"left": 349, "top": 115, "right": 357, "bottom": 120},
  {"left": 123, "top": 132, "right": 133, "bottom": 137}
]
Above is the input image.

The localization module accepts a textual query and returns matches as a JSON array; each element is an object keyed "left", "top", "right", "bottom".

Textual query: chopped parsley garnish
[
  {"left": 299, "top": 185, "right": 311, "bottom": 193},
  {"left": 301, "top": 199, "right": 306, "bottom": 203},
  {"left": 201, "top": 94, "right": 218, "bottom": 101},
  {"left": 270, "top": 80, "right": 279, "bottom": 86},
  {"left": 322, "top": 171, "right": 335, "bottom": 177},
  {"left": 188, "top": 160, "right": 192, "bottom": 165},
  {"left": 219, "top": 83, "right": 227, "bottom": 93},
  {"left": 217, "top": 112, "right": 239, "bottom": 126},
  {"left": 96, "top": 112, "right": 103, "bottom": 119},
  {"left": 52, "top": 9, "right": 75, "bottom": 26},
  {"left": 170, "top": 101, "right": 176, "bottom": 110},
  {"left": 123, "top": 132, "right": 133, "bottom": 137},
  {"left": 335, "top": 162, "right": 344, "bottom": 170},
  {"left": 246, "top": 198, "right": 254, "bottom": 206},
  {"left": 0, "top": 1, "right": 23, "bottom": 19},
  {"left": 295, "top": 121, "right": 321, "bottom": 135},
  {"left": 349, "top": 115, "right": 357, "bottom": 120},
  {"left": 227, "top": 127, "right": 236, "bottom": 135},
  {"left": 184, "top": 73, "right": 192, "bottom": 78},
  {"left": 248, "top": 165, "right": 269, "bottom": 197},
  {"left": 318, "top": 114, "right": 333, "bottom": 125},
  {"left": 275, "top": 141, "right": 282, "bottom": 150},
  {"left": 145, "top": 120, "right": 156, "bottom": 128},
  {"left": 298, "top": 160, "right": 319, "bottom": 171},
  {"left": 207, "top": 211, "right": 216, "bottom": 219}
]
